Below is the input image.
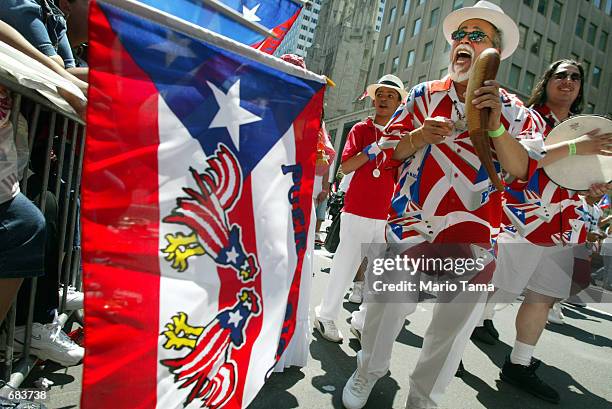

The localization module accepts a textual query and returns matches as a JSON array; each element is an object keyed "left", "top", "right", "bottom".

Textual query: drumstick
[{"left": 465, "top": 48, "right": 504, "bottom": 192}]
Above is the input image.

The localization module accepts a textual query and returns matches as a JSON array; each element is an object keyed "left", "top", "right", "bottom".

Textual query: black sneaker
[
  {"left": 500, "top": 356, "right": 560, "bottom": 404},
  {"left": 471, "top": 325, "right": 496, "bottom": 345},
  {"left": 483, "top": 319, "right": 499, "bottom": 339},
  {"left": 455, "top": 360, "right": 466, "bottom": 378}
]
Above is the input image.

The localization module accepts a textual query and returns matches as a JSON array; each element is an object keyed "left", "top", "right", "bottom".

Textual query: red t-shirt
[{"left": 341, "top": 118, "right": 400, "bottom": 220}]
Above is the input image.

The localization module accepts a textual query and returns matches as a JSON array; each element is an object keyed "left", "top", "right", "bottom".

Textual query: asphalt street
[{"left": 32, "top": 248, "right": 612, "bottom": 409}]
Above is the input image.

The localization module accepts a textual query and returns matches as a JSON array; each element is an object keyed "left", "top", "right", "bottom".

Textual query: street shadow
[
  {"left": 309, "top": 331, "right": 401, "bottom": 408},
  {"left": 396, "top": 322, "right": 424, "bottom": 349},
  {"left": 563, "top": 304, "right": 612, "bottom": 323},
  {"left": 559, "top": 306, "right": 600, "bottom": 323},
  {"left": 22, "top": 362, "right": 76, "bottom": 388},
  {"left": 472, "top": 340, "right": 611, "bottom": 408},
  {"left": 544, "top": 322, "right": 612, "bottom": 348},
  {"left": 248, "top": 367, "right": 305, "bottom": 409}
]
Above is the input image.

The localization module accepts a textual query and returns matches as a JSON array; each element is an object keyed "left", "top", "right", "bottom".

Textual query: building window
[
  {"left": 423, "top": 41, "right": 433, "bottom": 61},
  {"left": 440, "top": 67, "right": 447, "bottom": 78},
  {"left": 509, "top": 64, "right": 521, "bottom": 89},
  {"left": 600, "top": 31, "right": 609, "bottom": 52},
  {"left": 406, "top": 50, "right": 415, "bottom": 67},
  {"left": 523, "top": 0, "right": 533, "bottom": 7},
  {"left": 301, "top": 24, "right": 307, "bottom": 30},
  {"left": 523, "top": 71, "right": 535, "bottom": 94},
  {"left": 452, "top": 0, "right": 463, "bottom": 10},
  {"left": 429, "top": 7, "right": 440, "bottom": 28},
  {"left": 444, "top": 42, "right": 451, "bottom": 52},
  {"left": 519, "top": 24, "right": 528, "bottom": 49},
  {"left": 587, "top": 23, "right": 597, "bottom": 44},
  {"left": 328, "top": 129, "right": 337, "bottom": 144},
  {"left": 537, "top": 0, "right": 548, "bottom": 15},
  {"left": 583, "top": 60, "right": 591, "bottom": 81},
  {"left": 544, "top": 39, "right": 556, "bottom": 63},
  {"left": 403, "top": 0, "right": 411, "bottom": 15},
  {"left": 418, "top": 75, "right": 427, "bottom": 83},
  {"left": 595, "top": 0, "right": 601, "bottom": 8},
  {"left": 392, "top": 57, "right": 400, "bottom": 73},
  {"left": 299, "top": 34, "right": 306, "bottom": 40},
  {"left": 585, "top": 103, "right": 595, "bottom": 114},
  {"left": 607, "top": 0, "right": 612, "bottom": 15},
  {"left": 378, "top": 62, "right": 385, "bottom": 78},
  {"left": 412, "top": 18, "right": 422, "bottom": 36},
  {"left": 418, "top": 0, "right": 426, "bottom": 5},
  {"left": 593, "top": 66, "right": 601, "bottom": 87},
  {"left": 389, "top": 6, "right": 397, "bottom": 24},
  {"left": 398, "top": 27, "right": 405, "bottom": 44},
  {"left": 303, "top": 15, "right": 310, "bottom": 21},
  {"left": 551, "top": 1, "right": 562, "bottom": 23},
  {"left": 383, "top": 35, "right": 391, "bottom": 51},
  {"left": 575, "top": 16, "right": 585, "bottom": 38},
  {"left": 530, "top": 32, "right": 542, "bottom": 54}
]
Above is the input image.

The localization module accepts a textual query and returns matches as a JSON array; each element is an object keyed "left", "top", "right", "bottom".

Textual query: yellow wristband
[
  {"left": 488, "top": 124, "right": 505, "bottom": 138},
  {"left": 568, "top": 141, "right": 577, "bottom": 156}
]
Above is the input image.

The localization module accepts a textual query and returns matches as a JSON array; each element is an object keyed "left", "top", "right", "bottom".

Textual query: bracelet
[
  {"left": 488, "top": 124, "right": 505, "bottom": 138},
  {"left": 568, "top": 141, "right": 577, "bottom": 156}
]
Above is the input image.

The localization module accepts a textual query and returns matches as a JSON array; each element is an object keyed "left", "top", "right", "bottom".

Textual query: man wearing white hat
[
  {"left": 342, "top": 2, "right": 546, "bottom": 409},
  {"left": 314, "top": 74, "right": 406, "bottom": 343}
]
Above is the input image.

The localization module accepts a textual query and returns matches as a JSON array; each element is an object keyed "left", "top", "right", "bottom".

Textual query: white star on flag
[
  {"left": 226, "top": 247, "right": 239, "bottom": 263},
  {"left": 148, "top": 31, "right": 196, "bottom": 67},
  {"left": 207, "top": 80, "right": 262, "bottom": 150},
  {"left": 242, "top": 3, "right": 261, "bottom": 22},
  {"left": 228, "top": 310, "right": 243, "bottom": 328}
]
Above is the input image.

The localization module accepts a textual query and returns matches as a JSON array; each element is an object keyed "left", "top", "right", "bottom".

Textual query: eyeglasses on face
[
  {"left": 551, "top": 71, "right": 582, "bottom": 82},
  {"left": 451, "top": 30, "right": 489, "bottom": 43}
]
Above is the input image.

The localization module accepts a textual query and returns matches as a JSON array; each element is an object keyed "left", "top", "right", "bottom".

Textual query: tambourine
[{"left": 543, "top": 114, "right": 612, "bottom": 190}]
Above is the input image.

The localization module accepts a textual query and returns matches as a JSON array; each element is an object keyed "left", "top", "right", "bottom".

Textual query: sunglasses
[
  {"left": 551, "top": 71, "right": 582, "bottom": 82},
  {"left": 451, "top": 29, "right": 489, "bottom": 43}
]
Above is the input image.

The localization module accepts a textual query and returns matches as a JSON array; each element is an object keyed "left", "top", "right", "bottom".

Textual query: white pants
[
  {"left": 493, "top": 233, "right": 574, "bottom": 299},
  {"left": 357, "top": 290, "right": 487, "bottom": 409},
  {"left": 316, "top": 212, "right": 386, "bottom": 321}
]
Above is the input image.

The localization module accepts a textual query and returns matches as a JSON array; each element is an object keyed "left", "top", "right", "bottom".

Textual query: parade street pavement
[
  {"left": 35, "top": 249, "right": 612, "bottom": 409},
  {"left": 248, "top": 248, "right": 612, "bottom": 409}
]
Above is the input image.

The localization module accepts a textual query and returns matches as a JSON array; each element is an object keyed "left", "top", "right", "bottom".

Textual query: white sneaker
[
  {"left": 547, "top": 303, "right": 565, "bottom": 325},
  {"left": 59, "top": 286, "right": 84, "bottom": 310},
  {"left": 14, "top": 313, "right": 84, "bottom": 367},
  {"left": 349, "top": 325, "right": 361, "bottom": 343},
  {"left": 314, "top": 307, "right": 343, "bottom": 342},
  {"left": 348, "top": 281, "right": 364, "bottom": 304},
  {"left": 342, "top": 370, "right": 377, "bottom": 409}
]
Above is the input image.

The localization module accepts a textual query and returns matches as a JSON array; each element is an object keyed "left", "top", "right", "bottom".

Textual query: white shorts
[{"left": 492, "top": 233, "right": 574, "bottom": 299}]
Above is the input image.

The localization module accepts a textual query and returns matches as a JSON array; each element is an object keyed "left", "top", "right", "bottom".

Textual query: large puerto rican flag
[
  {"left": 135, "top": 0, "right": 303, "bottom": 54},
  {"left": 81, "top": 1, "right": 325, "bottom": 408}
]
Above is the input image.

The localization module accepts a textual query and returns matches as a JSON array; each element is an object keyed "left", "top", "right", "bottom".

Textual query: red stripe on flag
[
  {"left": 82, "top": 2, "right": 160, "bottom": 407},
  {"left": 254, "top": 8, "right": 301, "bottom": 54}
]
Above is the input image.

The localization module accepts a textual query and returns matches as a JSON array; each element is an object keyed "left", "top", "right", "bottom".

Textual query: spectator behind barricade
[
  {"left": 56, "top": 0, "right": 89, "bottom": 77},
  {"left": 0, "top": 85, "right": 45, "bottom": 324},
  {"left": 0, "top": 20, "right": 85, "bottom": 367},
  {"left": 0, "top": 0, "right": 87, "bottom": 91}
]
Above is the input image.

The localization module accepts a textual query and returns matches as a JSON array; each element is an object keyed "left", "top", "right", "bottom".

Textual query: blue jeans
[{"left": 0, "top": 193, "right": 46, "bottom": 278}]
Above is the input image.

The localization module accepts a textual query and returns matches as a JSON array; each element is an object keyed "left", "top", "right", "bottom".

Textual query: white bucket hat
[
  {"left": 442, "top": 0, "right": 519, "bottom": 60},
  {"left": 366, "top": 74, "right": 408, "bottom": 102}
]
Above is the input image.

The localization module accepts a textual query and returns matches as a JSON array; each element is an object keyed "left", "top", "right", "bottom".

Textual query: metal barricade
[{"left": 0, "top": 69, "right": 86, "bottom": 389}]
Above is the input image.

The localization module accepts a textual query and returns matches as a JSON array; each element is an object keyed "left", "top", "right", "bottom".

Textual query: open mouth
[
  {"left": 455, "top": 50, "right": 472, "bottom": 65},
  {"left": 558, "top": 87, "right": 573, "bottom": 92}
]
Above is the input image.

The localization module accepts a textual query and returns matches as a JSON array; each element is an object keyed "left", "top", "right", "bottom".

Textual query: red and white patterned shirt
[
  {"left": 384, "top": 77, "right": 545, "bottom": 247},
  {"left": 502, "top": 104, "right": 588, "bottom": 245}
]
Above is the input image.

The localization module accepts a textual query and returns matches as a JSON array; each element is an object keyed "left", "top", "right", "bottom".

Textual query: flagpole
[{"left": 202, "top": 0, "right": 277, "bottom": 38}]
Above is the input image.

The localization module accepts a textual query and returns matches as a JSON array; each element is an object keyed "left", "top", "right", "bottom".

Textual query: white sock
[{"left": 510, "top": 340, "right": 535, "bottom": 366}]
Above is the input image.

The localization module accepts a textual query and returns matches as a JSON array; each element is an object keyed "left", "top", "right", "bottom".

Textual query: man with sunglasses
[
  {"left": 489, "top": 59, "right": 612, "bottom": 403},
  {"left": 342, "top": 2, "right": 546, "bottom": 409}
]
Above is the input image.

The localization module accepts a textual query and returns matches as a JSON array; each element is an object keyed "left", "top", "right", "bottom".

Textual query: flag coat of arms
[{"left": 82, "top": 1, "right": 325, "bottom": 408}]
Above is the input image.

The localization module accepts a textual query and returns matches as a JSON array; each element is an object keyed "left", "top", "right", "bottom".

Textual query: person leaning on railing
[{"left": 0, "top": 20, "right": 86, "bottom": 117}]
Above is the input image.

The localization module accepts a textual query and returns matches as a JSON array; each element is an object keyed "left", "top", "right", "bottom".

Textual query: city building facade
[
  {"left": 315, "top": 0, "right": 612, "bottom": 170},
  {"left": 274, "top": 0, "right": 323, "bottom": 58}
]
